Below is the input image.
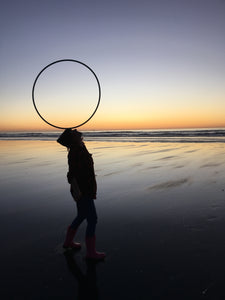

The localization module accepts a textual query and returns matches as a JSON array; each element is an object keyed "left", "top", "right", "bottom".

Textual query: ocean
[{"left": 1, "top": 128, "right": 225, "bottom": 142}]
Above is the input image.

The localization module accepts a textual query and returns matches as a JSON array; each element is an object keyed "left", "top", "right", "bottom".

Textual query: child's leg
[
  {"left": 70, "top": 195, "right": 88, "bottom": 229},
  {"left": 85, "top": 198, "right": 106, "bottom": 260},
  {"left": 85, "top": 198, "right": 98, "bottom": 237}
]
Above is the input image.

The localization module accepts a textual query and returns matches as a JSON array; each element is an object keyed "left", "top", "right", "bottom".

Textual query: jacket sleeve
[{"left": 67, "top": 149, "right": 79, "bottom": 184}]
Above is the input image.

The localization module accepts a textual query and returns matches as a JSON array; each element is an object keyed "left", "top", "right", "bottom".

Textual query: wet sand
[{"left": 1, "top": 140, "right": 225, "bottom": 299}]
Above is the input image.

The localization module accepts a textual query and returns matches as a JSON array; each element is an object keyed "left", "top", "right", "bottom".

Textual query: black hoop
[{"left": 32, "top": 59, "right": 101, "bottom": 129}]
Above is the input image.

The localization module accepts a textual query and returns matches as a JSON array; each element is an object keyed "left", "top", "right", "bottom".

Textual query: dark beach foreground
[{"left": 0, "top": 139, "right": 225, "bottom": 299}]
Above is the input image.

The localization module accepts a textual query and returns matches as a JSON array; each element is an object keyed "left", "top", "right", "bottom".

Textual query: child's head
[{"left": 57, "top": 129, "right": 83, "bottom": 148}]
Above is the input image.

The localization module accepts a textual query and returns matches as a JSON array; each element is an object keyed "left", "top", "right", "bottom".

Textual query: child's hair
[{"left": 57, "top": 129, "right": 73, "bottom": 148}]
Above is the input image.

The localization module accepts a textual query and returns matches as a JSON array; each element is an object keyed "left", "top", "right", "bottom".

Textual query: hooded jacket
[{"left": 67, "top": 143, "right": 97, "bottom": 199}]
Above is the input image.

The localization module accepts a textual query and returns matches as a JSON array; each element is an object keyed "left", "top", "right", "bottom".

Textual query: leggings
[{"left": 70, "top": 195, "right": 98, "bottom": 237}]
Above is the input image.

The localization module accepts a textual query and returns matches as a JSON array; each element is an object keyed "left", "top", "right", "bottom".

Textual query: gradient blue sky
[{"left": 0, "top": 0, "right": 225, "bottom": 130}]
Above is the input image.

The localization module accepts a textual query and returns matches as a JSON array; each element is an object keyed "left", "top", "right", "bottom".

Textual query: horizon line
[{"left": 1, "top": 125, "right": 225, "bottom": 132}]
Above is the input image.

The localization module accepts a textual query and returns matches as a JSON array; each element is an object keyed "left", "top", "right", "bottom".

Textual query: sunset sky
[{"left": 0, "top": 0, "right": 225, "bottom": 131}]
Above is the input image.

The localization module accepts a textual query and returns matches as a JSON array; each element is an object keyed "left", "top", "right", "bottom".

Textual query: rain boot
[
  {"left": 85, "top": 235, "right": 106, "bottom": 260},
  {"left": 63, "top": 226, "right": 81, "bottom": 249}
]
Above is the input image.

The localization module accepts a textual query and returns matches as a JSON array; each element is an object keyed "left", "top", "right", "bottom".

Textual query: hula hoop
[{"left": 32, "top": 59, "right": 101, "bottom": 129}]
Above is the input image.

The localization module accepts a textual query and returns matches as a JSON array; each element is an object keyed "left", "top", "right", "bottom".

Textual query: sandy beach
[{"left": 1, "top": 139, "right": 225, "bottom": 299}]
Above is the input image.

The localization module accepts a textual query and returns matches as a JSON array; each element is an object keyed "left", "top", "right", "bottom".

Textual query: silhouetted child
[{"left": 57, "top": 129, "right": 105, "bottom": 260}]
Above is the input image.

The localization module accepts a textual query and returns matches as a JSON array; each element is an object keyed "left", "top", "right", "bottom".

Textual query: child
[{"left": 57, "top": 129, "right": 105, "bottom": 260}]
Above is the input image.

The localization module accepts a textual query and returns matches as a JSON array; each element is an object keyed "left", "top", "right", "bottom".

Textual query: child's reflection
[{"left": 64, "top": 250, "right": 99, "bottom": 300}]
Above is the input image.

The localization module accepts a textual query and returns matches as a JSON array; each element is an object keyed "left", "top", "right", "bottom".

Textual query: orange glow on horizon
[
  {"left": 1, "top": 97, "right": 225, "bottom": 131},
  {"left": 1, "top": 115, "right": 225, "bottom": 132}
]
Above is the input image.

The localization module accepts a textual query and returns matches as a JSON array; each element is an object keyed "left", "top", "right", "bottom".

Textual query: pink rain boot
[
  {"left": 63, "top": 226, "right": 81, "bottom": 249},
  {"left": 85, "top": 236, "right": 106, "bottom": 260}
]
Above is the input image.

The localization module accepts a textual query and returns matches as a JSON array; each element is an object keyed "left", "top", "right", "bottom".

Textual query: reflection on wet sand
[
  {"left": 64, "top": 250, "right": 99, "bottom": 300},
  {"left": 148, "top": 177, "right": 190, "bottom": 190}
]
